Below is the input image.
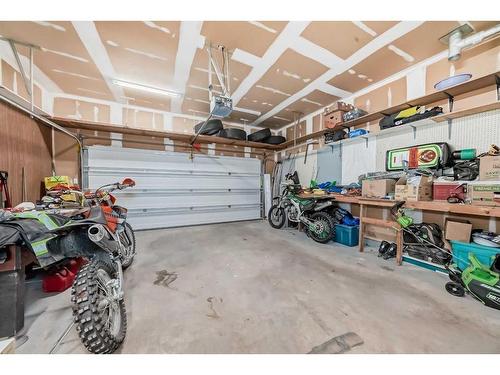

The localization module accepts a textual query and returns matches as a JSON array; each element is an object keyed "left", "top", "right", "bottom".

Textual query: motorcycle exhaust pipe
[
  {"left": 88, "top": 224, "right": 107, "bottom": 242},
  {"left": 88, "top": 224, "right": 118, "bottom": 253},
  {"left": 314, "top": 201, "right": 332, "bottom": 211}
]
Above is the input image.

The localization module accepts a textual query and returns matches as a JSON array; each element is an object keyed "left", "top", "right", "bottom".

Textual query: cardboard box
[
  {"left": 394, "top": 176, "right": 407, "bottom": 201},
  {"left": 444, "top": 218, "right": 472, "bottom": 243},
  {"left": 362, "top": 179, "right": 396, "bottom": 198},
  {"left": 468, "top": 182, "right": 500, "bottom": 206},
  {"left": 323, "top": 110, "right": 346, "bottom": 129},
  {"left": 479, "top": 155, "right": 500, "bottom": 181},
  {"left": 406, "top": 175, "right": 433, "bottom": 201},
  {"left": 325, "top": 101, "right": 354, "bottom": 113}
]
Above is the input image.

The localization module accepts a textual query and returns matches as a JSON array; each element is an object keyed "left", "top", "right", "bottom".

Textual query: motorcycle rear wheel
[
  {"left": 71, "top": 256, "right": 127, "bottom": 354},
  {"left": 307, "top": 212, "right": 335, "bottom": 244}
]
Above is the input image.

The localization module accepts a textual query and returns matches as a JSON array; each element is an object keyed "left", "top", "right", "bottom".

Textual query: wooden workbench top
[
  {"left": 358, "top": 198, "right": 500, "bottom": 218},
  {"left": 404, "top": 201, "right": 500, "bottom": 218},
  {"left": 296, "top": 193, "right": 360, "bottom": 204},
  {"left": 296, "top": 194, "right": 500, "bottom": 218}
]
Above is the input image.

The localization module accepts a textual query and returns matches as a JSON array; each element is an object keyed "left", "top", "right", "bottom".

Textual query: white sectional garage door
[{"left": 83, "top": 146, "right": 262, "bottom": 230}]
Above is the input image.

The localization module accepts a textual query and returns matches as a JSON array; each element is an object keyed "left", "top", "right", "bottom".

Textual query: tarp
[{"left": 0, "top": 212, "right": 72, "bottom": 268}]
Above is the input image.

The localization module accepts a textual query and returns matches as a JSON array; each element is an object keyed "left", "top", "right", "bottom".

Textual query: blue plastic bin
[
  {"left": 450, "top": 240, "right": 500, "bottom": 270},
  {"left": 334, "top": 224, "right": 359, "bottom": 247}
]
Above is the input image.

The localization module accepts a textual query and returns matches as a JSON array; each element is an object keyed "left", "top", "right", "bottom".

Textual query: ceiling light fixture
[
  {"left": 112, "top": 79, "right": 183, "bottom": 98},
  {"left": 434, "top": 73, "right": 472, "bottom": 91}
]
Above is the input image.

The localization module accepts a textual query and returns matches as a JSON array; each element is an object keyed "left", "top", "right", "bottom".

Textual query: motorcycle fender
[{"left": 47, "top": 230, "right": 103, "bottom": 260}]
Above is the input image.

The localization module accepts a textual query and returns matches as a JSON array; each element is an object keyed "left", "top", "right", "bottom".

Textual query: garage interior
[{"left": 1, "top": 15, "right": 500, "bottom": 356}]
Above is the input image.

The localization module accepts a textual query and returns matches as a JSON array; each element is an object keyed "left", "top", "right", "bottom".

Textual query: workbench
[
  {"left": 357, "top": 199, "right": 403, "bottom": 264},
  {"left": 349, "top": 197, "right": 500, "bottom": 265},
  {"left": 299, "top": 192, "right": 500, "bottom": 265}
]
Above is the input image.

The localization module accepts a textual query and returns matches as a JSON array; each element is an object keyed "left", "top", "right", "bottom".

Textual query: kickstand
[{"left": 49, "top": 320, "right": 75, "bottom": 354}]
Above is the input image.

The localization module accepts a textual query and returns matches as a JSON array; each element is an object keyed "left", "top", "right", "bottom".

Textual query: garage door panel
[
  {"left": 86, "top": 147, "right": 260, "bottom": 174},
  {"left": 116, "top": 191, "right": 261, "bottom": 208},
  {"left": 88, "top": 175, "right": 260, "bottom": 190},
  {"left": 84, "top": 146, "right": 262, "bottom": 229},
  {"left": 127, "top": 207, "right": 261, "bottom": 230}
]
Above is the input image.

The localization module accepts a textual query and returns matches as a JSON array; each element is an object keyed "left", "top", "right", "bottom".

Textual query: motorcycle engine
[{"left": 287, "top": 204, "right": 299, "bottom": 222}]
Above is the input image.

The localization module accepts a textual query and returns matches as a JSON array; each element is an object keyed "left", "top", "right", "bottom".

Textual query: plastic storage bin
[
  {"left": 334, "top": 224, "right": 359, "bottom": 247},
  {"left": 450, "top": 240, "right": 500, "bottom": 270}
]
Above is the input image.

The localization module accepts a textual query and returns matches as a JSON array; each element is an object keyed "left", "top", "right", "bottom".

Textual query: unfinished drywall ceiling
[
  {"left": 262, "top": 89, "right": 340, "bottom": 128},
  {"left": 0, "top": 20, "right": 496, "bottom": 129},
  {"left": 301, "top": 21, "right": 379, "bottom": 60},
  {"left": 0, "top": 21, "right": 113, "bottom": 100},
  {"left": 201, "top": 21, "right": 287, "bottom": 57}
]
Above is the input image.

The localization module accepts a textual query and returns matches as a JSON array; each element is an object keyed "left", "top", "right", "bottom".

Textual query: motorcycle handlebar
[{"left": 96, "top": 178, "right": 135, "bottom": 193}]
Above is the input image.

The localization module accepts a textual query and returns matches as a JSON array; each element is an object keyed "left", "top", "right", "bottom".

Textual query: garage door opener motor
[{"left": 190, "top": 42, "right": 234, "bottom": 155}]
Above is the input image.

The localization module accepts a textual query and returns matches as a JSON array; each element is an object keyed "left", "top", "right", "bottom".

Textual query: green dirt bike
[{"left": 268, "top": 174, "right": 336, "bottom": 243}]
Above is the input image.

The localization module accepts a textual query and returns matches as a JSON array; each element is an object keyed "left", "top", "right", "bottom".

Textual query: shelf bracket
[
  {"left": 495, "top": 75, "right": 500, "bottom": 101},
  {"left": 444, "top": 92, "right": 454, "bottom": 112},
  {"left": 447, "top": 118, "right": 453, "bottom": 140},
  {"left": 361, "top": 136, "right": 369, "bottom": 148},
  {"left": 409, "top": 124, "right": 417, "bottom": 140}
]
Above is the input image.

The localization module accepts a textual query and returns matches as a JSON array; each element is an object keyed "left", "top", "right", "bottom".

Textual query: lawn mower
[{"left": 391, "top": 201, "right": 500, "bottom": 311}]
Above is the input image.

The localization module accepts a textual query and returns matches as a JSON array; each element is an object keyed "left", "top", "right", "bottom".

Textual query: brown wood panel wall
[
  {"left": 0, "top": 101, "right": 53, "bottom": 205},
  {"left": 53, "top": 131, "right": 81, "bottom": 183}
]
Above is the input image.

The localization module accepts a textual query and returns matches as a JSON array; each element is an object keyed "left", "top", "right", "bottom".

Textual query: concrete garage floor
[{"left": 16, "top": 220, "right": 500, "bottom": 354}]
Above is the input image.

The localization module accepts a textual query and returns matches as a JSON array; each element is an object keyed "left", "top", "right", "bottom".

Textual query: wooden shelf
[
  {"left": 339, "top": 72, "right": 499, "bottom": 129},
  {"left": 279, "top": 129, "right": 330, "bottom": 149},
  {"left": 432, "top": 101, "right": 500, "bottom": 122},
  {"left": 324, "top": 195, "right": 500, "bottom": 218},
  {"left": 48, "top": 72, "right": 499, "bottom": 152},
  {"left": 278, "top": 72, "right": 499, "bottom": 150},
  {"left": 329, "top": 195, "right": 361, "bottom": 204},
  {"left": 49, "top": 116, "right": 282, "bottom": 151},
  {"left": 358, "top": 198, "right": 397, "bottom": 207},
  {"left": 404, "top": 201, "right": 500, "bottom": 218},
  {"left": 362, "top": 217, "right": 398, "bottom": 228},
  {"left": 297, "top": 193, "right": 360, "bottom": 203}
]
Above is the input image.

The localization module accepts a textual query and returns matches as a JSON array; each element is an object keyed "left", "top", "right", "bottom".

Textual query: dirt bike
[
  {"left": 268, "top": 175, "right": 336, "bottom": 243},
  {"left": 0, "top": 178, "right": 136, "bottom": 354}
]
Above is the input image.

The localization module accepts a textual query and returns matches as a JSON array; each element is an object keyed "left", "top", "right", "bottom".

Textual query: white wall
[
  {"left": 365, "top": 109, "right": 500, "bottom": 179},
  {"left": 341, "top": 136, "right": 377, "bottom": 184},
  {"left": 284, "top": 109, "right": 500, "bottom": 186}
]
